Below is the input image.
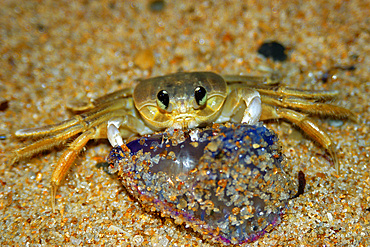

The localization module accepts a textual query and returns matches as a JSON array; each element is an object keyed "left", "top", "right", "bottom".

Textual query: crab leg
[
  {"left": 14, "top": 98, "right": 130, "bottom": 138},
  {"left": 68, "top": 87, "right": 135, "bottom": 112},
  {"left": 224, "top": 75, "right": 340, "bottom": 101},
  {"left": 50, "top": 128, "right": 96, "bottom": 212},
  {"left": 91, "top": 87, "right": 134, "bottom": 106},
  {"left": 260, "top": 104, "right": 339, "bottom": 173},
  {"left": 11, "top": 124, "right": 85, "bottom": 164},
  {"left": 222, "top": 74, "right": 279, "bottom": 86},
  {"left": 261, "top": 95, "right": 357, "bottom": 121},
  {"left": 11, "top": 106, "right": 131, "bottom": 164},
  {"left": 49, "top": 113, "right": 152, "bottom": 211},
  {"left": 256, "top": 86, "right": 339, "bottom": 101}
]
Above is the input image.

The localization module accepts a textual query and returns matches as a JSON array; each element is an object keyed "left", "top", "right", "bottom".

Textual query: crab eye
[
  {"left": 194, "top": 86, "right": 207, "bottom": 107},
  {"left": 157, "top": 90, "right": 170, "bottom": 110}
]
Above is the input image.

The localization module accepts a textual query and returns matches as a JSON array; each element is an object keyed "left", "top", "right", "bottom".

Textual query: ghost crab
[{"left": 11, "top": 71, "right": 356, "bottom": 211}]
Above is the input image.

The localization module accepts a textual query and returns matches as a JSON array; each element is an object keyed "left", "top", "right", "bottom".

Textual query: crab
[{"left": 11, "top": 71, "right": 356, "bottom": 211}]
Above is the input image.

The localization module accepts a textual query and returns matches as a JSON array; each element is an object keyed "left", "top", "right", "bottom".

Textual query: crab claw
[
  {"left": 107, "top": 120, "right": 124, "bottom": 147},
  {"left": 242, "top": 96, "right": 262, "bottom": 125}
]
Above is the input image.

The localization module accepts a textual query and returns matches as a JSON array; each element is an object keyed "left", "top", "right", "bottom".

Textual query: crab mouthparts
[{"left": 173, "top": 116, "right": 198, "bottom": 129}]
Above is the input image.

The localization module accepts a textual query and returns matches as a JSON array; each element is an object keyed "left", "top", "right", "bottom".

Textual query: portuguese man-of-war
[{"left": 107, "top": 123, "right": 298, "bottom": 245}]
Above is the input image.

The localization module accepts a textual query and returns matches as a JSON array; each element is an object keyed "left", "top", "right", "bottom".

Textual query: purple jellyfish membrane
[{"left": 107, "top": 123, "right": 297, "bottom": 245}]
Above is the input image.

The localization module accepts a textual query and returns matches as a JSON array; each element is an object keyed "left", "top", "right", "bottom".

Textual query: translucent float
[{"left": 107, "top": 123, "right": 297, "bottom": 245}]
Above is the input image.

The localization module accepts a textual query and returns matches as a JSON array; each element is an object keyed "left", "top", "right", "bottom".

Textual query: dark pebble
[
  {"left": 257, "top": 41, "right": 287, "bottom": 62},
  {"left": 149, "top": 0, "right": 165, "bottom": 12},
  {"left": 0, "top": 99, "right": 9, "bottom": 111}
]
